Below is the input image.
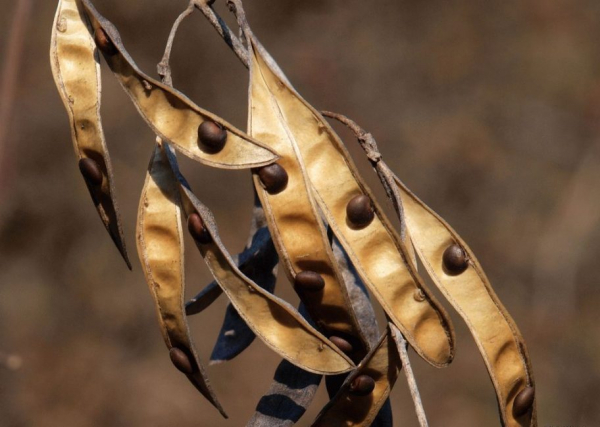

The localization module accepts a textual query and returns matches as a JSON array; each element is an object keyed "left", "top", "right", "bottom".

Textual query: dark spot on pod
[
  {"left": 442, "top": 244, "right": 468, "bottom": 275},
  {"left": 257, "top": 163, "right": 288, "bottom": 194},
  {"left": 329, "top": 336, "right": 353, "bottom": 353},
  {"left": 187, "top": 213, "right": 212, "bottom": 244},
  {"left": 169, "top": 347, "right": 195, "bottom": 375},
  {"left": 350, "top": 375, "right": 376, "bottom": 396},
  {"left": 94, "top": 28, "right": 117, "bottom": 56},
  {"left": 346, "top": 195, "right": 374, "bottom": 228},
  {"left": 198, "top": 121, "right": 227, "bottom": 153},
  {"left": 79, "top": 158, "right": 103, "bottom": 187},
  {"left": 513, "top": 386, "right": 535, "bottom": 417},
  {"left": 294, "top": 271, "right": 325, "bottom": 292}
]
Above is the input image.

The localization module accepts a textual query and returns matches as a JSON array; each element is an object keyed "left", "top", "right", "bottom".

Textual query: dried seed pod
[
  {"left": 50, "top": 0, "right": 130, "bottom": 269},
  {"left": 312, "top": 327, "right": 401, "bottom": 426},
  {"left": 392, "top": 174, "right": 536, "bottom": 427},
  {"left": 79, "top": 0, "right": 279, "bottom": 170},
  {"left": 257, "top": 163, "right": 289, "bottom": 194},
  {"left": 137, "top": 143, "right": 225, "bottom": 416},
  {"left": 161, "top": 144, "right": 355, "bottom": 375},
  {"left": 247, "top": 34, "right": 454, "bottom": 367},
  {"left": 247, "top": 40, "right": 368, "bottom": 358}
]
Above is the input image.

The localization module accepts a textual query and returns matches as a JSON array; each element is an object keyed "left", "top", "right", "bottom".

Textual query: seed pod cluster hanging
[{"left": 50, "top": 0, "right": 537, "bottom": 426}]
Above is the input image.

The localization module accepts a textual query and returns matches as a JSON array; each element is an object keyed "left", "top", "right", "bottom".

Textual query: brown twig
[
  {"left": 0, "top": 0, "right": 33, "bottom": 195},
  {"left": 390, "top": 324, "right": 429, "bottom": 427}
]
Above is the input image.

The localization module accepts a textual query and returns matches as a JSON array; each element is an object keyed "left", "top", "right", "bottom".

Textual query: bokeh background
[{"left": 1, "top": 0, "right": 599, "bottom": 426}]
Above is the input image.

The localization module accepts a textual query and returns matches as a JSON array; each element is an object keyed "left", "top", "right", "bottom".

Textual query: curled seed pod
[
  {"left": 442, "top": 244, "right": 468, "bottom": 275},
  {"left": 346, "top": 195, "right": 375, "bottom": 228},
  {"left": 198, "top": 121, "right": 227, "bottom": 153},
  {"left": 312, "top": 327, "right": 401, "bottom": 426},
  {"left": 247, "top": 34, "right": 453, "bottom": 368},
  {"left": 137, "top": 143, "right": 225, "bottom": 416},
  {"left": 79, "top": 0, "right": 279, "bottom": 170},
  {"left": 50, "top": 0, "right": 130, "bottom": 269},
  {"left": 294, "top": 271, "right": 325, "bottom": 292},
  {"left": 161, "top": 144, "right": 355, "bottom": 375},
  {"left": 247, "top": 39, "right": 368, "bottom": 359},
  {"left": 391, "top": 174, "right": 536, "bottom": 427}
]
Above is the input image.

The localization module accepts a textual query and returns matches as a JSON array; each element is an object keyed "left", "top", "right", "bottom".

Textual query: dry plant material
[
  {"left": 50, "top": 0, "right": 129, "bottom": 268},
  {"left": 49, "top": 0, "right": 538, "bottom": 425}
]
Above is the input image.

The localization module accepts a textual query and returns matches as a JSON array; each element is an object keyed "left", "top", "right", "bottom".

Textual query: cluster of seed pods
[{"left": 50, "top": 0, "right": 537, "bottom": 425}]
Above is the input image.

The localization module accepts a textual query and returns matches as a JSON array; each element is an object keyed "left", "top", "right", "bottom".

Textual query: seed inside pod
[
  {"left": 349, "top": 375, "right": 376, "bottom": 396},
  {"left": 197, "top": 121, "right": 227, "bottom": 153},
  {"left": 442, "top": 244, "right": 468, "bottom": 275},
  {"left": 513, "top": 386, "right": 535, "bottom": 417},
  {"left": 187, "top": 213, "right": 212, "bottom": 244},
  {"left": 257, "top": 163, "right": 288, "bottom": 194},
  {"left": 294, "top": 271, "right": 325, "bottom": 292},
  {"left": 94, "top": 28, "right": 117, "bottom": 56},
  {"left": 329, "top": 336, "right": 353, "bottom": 353},
  {"left": 169, "top": 347, "right": 194, "bottom": 375},
  {"left": 78, "top": 158, "right": 103, "bottom": 187},
  {"left": 346, "top": 195, "right": 374, "bottom": 228}
]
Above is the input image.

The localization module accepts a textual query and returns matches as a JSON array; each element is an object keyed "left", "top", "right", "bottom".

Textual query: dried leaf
[
  {"left": 137, "top": 142, "right": 225, "bottom": 416},
  {"left": 50, "top": 0, "right": 130, "bottom": 268},
  {"left": 79, "top": 0, "right": 279, "bottom": 170}
]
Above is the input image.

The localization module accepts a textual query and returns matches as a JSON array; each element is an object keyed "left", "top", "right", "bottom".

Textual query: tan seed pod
[
  {"left": 137, "top": 142, "right": 225, "bottom": 416},
  {"left": 393, "top": 175, "right": 536, "bottom": 427},
  {"left": 312, "top": 326, "right": 401, "bottom": 427},
  {"left": 246, "top": 34, "right": 455, "bottom": 368},
  {"left": 50, "top": 0, "right": 130, "bottom": 268},
  {"left": 247, "top": 40, "right": 369, "bottom": 358},
  {"left": 78, "top": 0, "right": 279, "bottom": 170},
  {"left": 156, "top": 144, "right": 356, "bottom": 375}
]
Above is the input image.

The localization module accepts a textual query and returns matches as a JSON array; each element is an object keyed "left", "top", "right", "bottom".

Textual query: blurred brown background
[{"left": 1, "top": 0, "right": 599, "bottom": 426}]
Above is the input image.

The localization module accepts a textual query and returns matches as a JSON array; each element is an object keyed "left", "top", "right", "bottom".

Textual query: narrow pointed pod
[
  {"left": 247, "top": 41, "right": 369, "bottom": 360},
  {"left": 328, "top": 113, "right": 536, "bottom": 426},
  {"left": 77, "top": 0, "right": 279, "bottom": 170},
  {"left": 160, "top": 146, "right": 355, "bottom": 375},
  {"left": 246, "top": 37, "right": 454, "bottom": 368},
  {"left": 50, "top": 0, "right": 130, "bottom": 268},
  {"left": 392, "top": 174, "right": 537, "bottom": 427},
  {"left": 312, "top": 326, "right": 401, "bottom": 427},
  {"left": 136, "top": 142, "right": 226, "bottom": 417}
]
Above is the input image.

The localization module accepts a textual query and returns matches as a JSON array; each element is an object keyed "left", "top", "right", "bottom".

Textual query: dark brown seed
[
  {"left": 294, "top": 271, "right": 325, "bottom": 292},
  {"left": 257, "top": 163, "right": 288, "bottom": 194},
  {"left": 187, "top": 213, "right": 212, "bottom": 244},
  {"left": 94, "top": 28, "right": 117, "bottom": 56},
  {"left": 197, "top": 121, "right": 227, "bottom": 153},
  {"left": 350, "top": 375, "right": 376, "bottom": 396},
  {"left": 169, "top": 347, "right": 194, "bottom": 375},
  {"left": 346, "top": 195, "right": 374, "bottom": 228},
  {"left": 442, "top": 244, "right": 468, "bottom": 275},
  {"left": 513, "top": 386, "right": 535, "bottom": 417},
  {"left": 78, "top": 158, "right": 103, "bottom": 186},
  {"left": 329, "top": 336, "right": 353, "bottom": 353}
]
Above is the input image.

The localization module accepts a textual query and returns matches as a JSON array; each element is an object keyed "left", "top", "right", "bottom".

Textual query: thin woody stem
[{"left": 158, "top": 0, "right": 196, "bottom": 86}]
